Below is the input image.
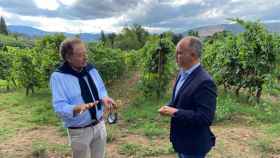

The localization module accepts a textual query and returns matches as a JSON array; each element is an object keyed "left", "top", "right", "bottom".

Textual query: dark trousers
[{"left": 178, "top": 153, "right": 206, "bottom": 158}]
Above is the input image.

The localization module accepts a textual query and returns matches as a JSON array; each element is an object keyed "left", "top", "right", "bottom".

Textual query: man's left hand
[
  {"left": 158, "top": 106, "right": 178, "bottom": 117},
  {"left": 102, "top": 96, "right": 117, "bottom": 109}
]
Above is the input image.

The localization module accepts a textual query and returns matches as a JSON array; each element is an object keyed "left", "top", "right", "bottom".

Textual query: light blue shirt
[
  {"left": 174, "top": 63, "right": 201, "bottom": 98},
  {"left": 50, "top": 68, "right": 108, "bottom": 128}
]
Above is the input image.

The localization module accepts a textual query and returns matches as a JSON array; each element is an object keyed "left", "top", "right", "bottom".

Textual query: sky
[{"left": 0, "top": 0, "right": 280, "bottom": 34}]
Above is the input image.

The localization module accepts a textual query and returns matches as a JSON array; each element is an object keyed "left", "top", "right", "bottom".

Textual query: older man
[
  {"left": 50, "top": 38, "right": 116, "bottom": 158},
  {"left": 159, "top": 36, "right": 217, "bottom": 158}
]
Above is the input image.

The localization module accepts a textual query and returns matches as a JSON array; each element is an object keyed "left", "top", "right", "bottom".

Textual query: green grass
[
  {"left": 31, "top": 139, "right": 71, "bottom": 158},
  {"left": 121, "top": 96, "right": 170, "bottom": 138},
  {"left": 250, "top": 137, "right": 280, "bottom": 157},
  {"left": 0, "top": 89, "right": 59, "bottom": 125},
  {"left": 118, "top": 142, "right": 174, "bottom": 158},
  {"left": 214, "top": 89, "right": 280, "bottom": 125},
  {"left": 0, "top": 127, "right": 16, "bottom": 141},
  {"left": 0, "top": 78, "right": 279, "bottom": 157},
  {"left": 106, "top": 124, "right": 122, "bottom": 143},
  {"left": 265, "top": 123, "right": 280, "bottom": 137},
  {"left": 0, "top": 89, "right": 60, "bottom": 141}
]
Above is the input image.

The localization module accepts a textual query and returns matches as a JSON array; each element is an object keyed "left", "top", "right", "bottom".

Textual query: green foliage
[
  {"left": 87, "top": 42, "right": 126, "bottom": 84},
  {"left": 8, "top": 47, "right": 42, "bottom": 95},
  {"left": 161, "top": 31, "right": 184, "bottom": 45},
  {"left": 203, "top": 18, "right": 280, "bottom": 102},
  {"left": 0, "top": 34, "right": 34, "bottom": 48},
  {"left": 204, "top": 30, "right": 233, "bottom": 44},
  {"left": 123, "top": 50, "right": 141, "bottom": 69},
  {"left": 187, "top": 29, "right": 199, "bottom": 37},
  {"left": 99, "top": 24, "right": 149, "bottom": 50},
  {"left": 0, "top": 34, "right": 65, "bottom": 93},
  {"left": 139, "top": 36, "right": 176, "bottom": 98},
  {"left": 100, "top": 30, "right": 106, "bottom": 44},
  {"left": 0, "top": 49, "right": 16, "bottom": 90},
  {"left": 34, "top": 34, "right": 65, "bottom": 84},
  {"left": 36, "top": 33, "right": 65, "bottom": 53},
  {"left": 113, "top": 24, "right": 149, "bottom": 50}
]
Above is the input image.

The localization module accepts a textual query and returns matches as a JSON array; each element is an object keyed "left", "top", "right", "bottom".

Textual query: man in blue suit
[{"left": 159, "top": 36, "right": 217, "bottom": 158}]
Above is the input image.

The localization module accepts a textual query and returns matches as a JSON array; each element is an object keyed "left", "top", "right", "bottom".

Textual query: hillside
[
  {"left": 8, "top": 25, "right": 100, "bottom": 42},
  {"left": 184, "top": 22, "right": 280, "bottom": 37}
]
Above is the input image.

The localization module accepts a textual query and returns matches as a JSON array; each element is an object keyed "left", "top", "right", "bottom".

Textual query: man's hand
[
  {"left": 102, "top": 96, "right": 117, "bottom": 110},
  {"left": 74, "top": 101, "right": 99, "bottom": 115},
  {"left": 158, "top": 105, "right": 178, "bottom": 117}
]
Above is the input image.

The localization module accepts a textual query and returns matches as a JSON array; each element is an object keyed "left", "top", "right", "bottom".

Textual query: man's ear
[
  {"left": 191, "top": 51, "right": 199, "bottom": 59},
  {"left": 65, "top": 54, "right": 71, "bottom": 63},
  {"left": 190, "top": 51, "right": 196, "bottom": 58}
]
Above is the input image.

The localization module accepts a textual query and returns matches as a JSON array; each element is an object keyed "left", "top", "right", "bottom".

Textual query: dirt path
[
  {"left": 1, "top": 72, "right": 279, "bottom": 158},
  {"left": 0, "top": 119, "right": 273, "bottom": 158},
  {"left": 0, "top": 126, "right": 69, "bottom": 158}
]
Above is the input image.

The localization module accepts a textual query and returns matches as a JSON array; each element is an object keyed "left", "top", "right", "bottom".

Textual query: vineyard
[{"left": 0, "top": 19, "right": 280, "bottom": 158}]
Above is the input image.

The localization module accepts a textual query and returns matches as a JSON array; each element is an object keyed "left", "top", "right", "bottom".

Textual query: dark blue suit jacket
[{"left": 169, "top": 65, "right": 217, "bottom": 155}]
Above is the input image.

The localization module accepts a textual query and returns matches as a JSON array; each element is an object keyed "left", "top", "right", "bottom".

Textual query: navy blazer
[{"left": 169, "top": 65, "right": 217, "bottom": 155}]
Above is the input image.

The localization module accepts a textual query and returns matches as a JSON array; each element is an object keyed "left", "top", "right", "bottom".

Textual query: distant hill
[
  {"left": 7, "top": 22, "right": 280, "bottom": 41},
  {"left": 184, "top": 22, "right": 280, "bottom": 37},
  {"left": 8, "top": 25, "right": 100, "bottom": 42}
]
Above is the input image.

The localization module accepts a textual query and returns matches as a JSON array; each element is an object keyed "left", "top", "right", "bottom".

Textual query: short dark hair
[
  {"left": 59, "top": 37, "right": 82, "bottom": 61},
  {"left": 187, "top": 36, "right": 202, "bottom": 58}
]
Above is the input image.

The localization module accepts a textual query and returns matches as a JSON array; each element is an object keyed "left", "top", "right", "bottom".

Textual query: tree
[
  {"left": 35, "top": 33, "right": 65, "bottom": 84},
  {"left": 187, "top": 30, "right": 199, "bottom": 37},
  {"left": 100, "top": 30, "right": 107, "bottom": 44},
  {"left": 114, "top": 24, "right": 149, "bottom": 51},
  {"left": 172, "top": 33, "right": 184, "bottom": 45},
  {"left": 114, "top": 27, "right": 142, "bottom": 50},
  {"left": 87, "top": 42, "right": 126, "bottom": 84},
  {"left": 8, "top": 47, "right": 42, "bottom": 95},
  {"left": 161, "top": 31, "right": 184, "bottom": 45},
  {"left": 139, "top": 36, "right": 176, "bottom": 99},
  {"left": 131, "top": 24, "right": 149, "bottom": 47},
  {"left": 0, "top": 16, "right": 8, "bottom": 35},
  {"left": 107, "top": 33, "right": 116, "bottom": 48},
  {"left": 203, "top": 18, "right": 280, "bottom": 102},
  {"left": 0, "top": 48, "right": 16, "bottom": 90}
]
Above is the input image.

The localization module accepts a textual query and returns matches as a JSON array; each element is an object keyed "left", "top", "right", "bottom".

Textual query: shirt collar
[{"left": 180, "top": 63, "right": 200, "bottom": 77}]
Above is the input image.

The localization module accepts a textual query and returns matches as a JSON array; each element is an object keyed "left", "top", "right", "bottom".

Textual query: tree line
[{"left": 0, "top": 16, "right": 279, "bottom": 103}]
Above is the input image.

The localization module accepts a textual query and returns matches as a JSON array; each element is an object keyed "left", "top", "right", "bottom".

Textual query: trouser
[
  {"left": 67, "top": 121, "right": 107, "bottom": 158},
  {"left": 178, "top": 153, "right": 206, "bottom": 158}
]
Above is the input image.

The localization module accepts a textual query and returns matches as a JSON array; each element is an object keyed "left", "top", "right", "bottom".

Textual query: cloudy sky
[{"left": 0, "top": 0, "right": 280, "bottom": 33}]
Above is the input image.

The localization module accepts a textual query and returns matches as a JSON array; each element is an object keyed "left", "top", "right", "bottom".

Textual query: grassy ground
[{"left": 0, "top": 72, "right": 279, "bottom": 158}]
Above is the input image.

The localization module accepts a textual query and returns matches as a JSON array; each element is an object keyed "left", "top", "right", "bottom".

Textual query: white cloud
[
  {"left": 1, "top": 0, "right": 280, "bottom": 33},
  {"left": 16, "top": 13, "right": 125, "bottom": 33},
  {"left": 143, "top": 26, "right": 170, "bottom": 33},
  {"left": 0, "top": 7, "right": 13, "bottom": 19},
  {"left": 33, "top": 0, "right": 60, "bottom": 11},
  {"left": 164, "top": 0, "right": 205, "bottom": 7},
  {"left": 58, "top": 0, "right": 77, "bottom": 6},
  {"left": 121, "top": 0, "right": 155, "bottom": 23},
  {"left": 200, "top": 8, "right": 224, "bottom": 19}
]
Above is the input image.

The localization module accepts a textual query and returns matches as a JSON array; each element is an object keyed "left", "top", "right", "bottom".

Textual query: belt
[{"left": 68, "top": 117, "right": 103, "bottom": 129}]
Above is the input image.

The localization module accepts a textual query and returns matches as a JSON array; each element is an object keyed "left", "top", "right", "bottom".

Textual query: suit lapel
[
  {"left": 173, "top": 66, "right": 202, "bottom": 104},
  {"left": 171, "top": 73, "right": 181, "bottom": 104}
]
